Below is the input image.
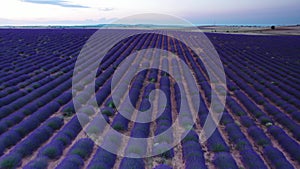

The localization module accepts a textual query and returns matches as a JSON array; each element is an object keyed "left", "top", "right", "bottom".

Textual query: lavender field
[{"left": 0, "top": 29, "right": 299, "bottom": 169}]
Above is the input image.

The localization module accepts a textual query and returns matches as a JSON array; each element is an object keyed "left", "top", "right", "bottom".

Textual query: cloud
[
  {"left": 98, "top": 7, "right": 114, "bottom": 11},
  {"left": 21, "top": 0, "right": 89, "bottom": 8},
  {"left": 0, "top": 17, "right": 118, "bottom": 26}
]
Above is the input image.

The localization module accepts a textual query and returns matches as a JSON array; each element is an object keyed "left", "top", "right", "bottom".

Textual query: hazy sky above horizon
[{"left": 0, "top": 0, "right": 299, "bottom": 25}]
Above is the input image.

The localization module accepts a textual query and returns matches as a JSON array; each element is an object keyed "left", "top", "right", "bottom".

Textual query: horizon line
[{"left": 0, "top": 23, "right": 299, "bottom": 27}]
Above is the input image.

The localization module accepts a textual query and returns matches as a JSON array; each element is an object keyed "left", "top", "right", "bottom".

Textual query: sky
[{"left": 0, "top": 0, "right": 299, "bottom": 26}]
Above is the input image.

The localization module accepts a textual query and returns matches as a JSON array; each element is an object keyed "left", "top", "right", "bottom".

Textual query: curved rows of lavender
[{"left": 0, "top": 29, "right": 299, "bottom": 169}]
